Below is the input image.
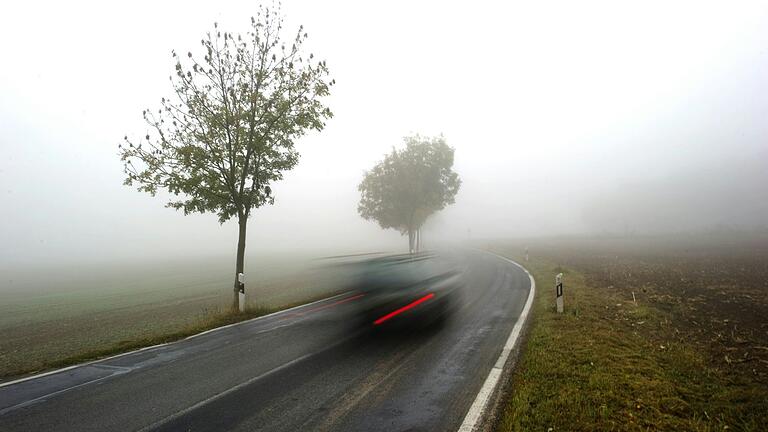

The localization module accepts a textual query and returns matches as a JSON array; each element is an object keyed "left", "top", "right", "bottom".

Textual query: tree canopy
[
  {"left": 120, "top": 7, "right": 333, "bottom": 224},
  {"left": 119, "top": 6, "right": 333, "bottom": 309},
  {"left": 358, "top": 135, "right": 461, "bottom": 250}
]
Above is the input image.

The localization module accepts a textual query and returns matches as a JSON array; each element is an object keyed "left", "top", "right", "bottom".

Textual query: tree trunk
[
  {"left": 408, "top": 227, "right": 415, "bottom": 254},
  {"left": 233, "top": 217, "right": 247, "bottom": 310},
  {"left": 416, "top": 228, "right": 421, "bottom": 252}
]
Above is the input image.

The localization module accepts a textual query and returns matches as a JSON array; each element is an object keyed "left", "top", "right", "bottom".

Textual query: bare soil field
[
  {"left": 490, "top": 232, "right": 768, "bottom": 431},
  {"left": 534, "top": 234, "right": 768, "bottom": 381}
]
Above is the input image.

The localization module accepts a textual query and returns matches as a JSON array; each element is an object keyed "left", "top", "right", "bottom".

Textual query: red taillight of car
[{"left": 373, "top": 293, "right": 435, "bottom": 325}]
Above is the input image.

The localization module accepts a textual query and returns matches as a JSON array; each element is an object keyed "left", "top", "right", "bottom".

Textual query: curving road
[{"left": 0, "top": 250, "right": 532, "bottom": 432}]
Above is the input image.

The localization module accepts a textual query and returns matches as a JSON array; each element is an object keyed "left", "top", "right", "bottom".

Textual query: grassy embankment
[
  {"left": 489, "top": 238, "right": 768, "bottom": 431},
  {"left": 0, "top": 254, "right": 346, "bottom": 381},
  {"left": 38, "top": 299, "right": 322, "bottom": 373}
]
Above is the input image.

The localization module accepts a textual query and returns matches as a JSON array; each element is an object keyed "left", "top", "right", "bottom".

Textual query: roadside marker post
[
  {"left": 525, "top": 246, "right": 529, "bottom": 262},
  {"left": 238, "top": 273, "right": 246, "bottom": 312},
  {"left": 556, "top": 273, "right": 563, "bottom": 313}
]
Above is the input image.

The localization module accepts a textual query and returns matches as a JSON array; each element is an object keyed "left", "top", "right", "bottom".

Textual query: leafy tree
[
  {"left": 358, "top": 135, "right": 461, "bottom": 252},
  {"left": 120, "top": 6, "right": 333, "bottom": 310}
]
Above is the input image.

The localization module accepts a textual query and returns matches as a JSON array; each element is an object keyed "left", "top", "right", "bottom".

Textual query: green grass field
[{"left": 0, "top": 252, "right": 348, "bottom": 380}]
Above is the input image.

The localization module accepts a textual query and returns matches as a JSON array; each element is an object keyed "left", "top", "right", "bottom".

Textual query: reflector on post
[{"left": 238, "top": 272, "right": 245, "bottom": 312}]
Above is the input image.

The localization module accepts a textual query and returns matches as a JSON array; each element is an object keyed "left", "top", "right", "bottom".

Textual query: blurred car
[{"left": 350, "top": 252, "right": 463, "bottom": 329}]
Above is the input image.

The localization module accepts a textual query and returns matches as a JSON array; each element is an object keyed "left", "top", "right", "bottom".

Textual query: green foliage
[
  {"left": 120, "top": 6, "right": 333, "bottom": 223},
  {"left": 357, "top": 135, "right": 461, "bottom": 235}
]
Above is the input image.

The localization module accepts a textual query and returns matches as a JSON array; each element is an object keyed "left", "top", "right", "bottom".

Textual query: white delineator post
[
  {"left": 238, "top": 272, "right": 246, "bottom": 312},
  {"left": 525, "top": 246, "right": 529, "bottom": 262},
  {"left": 556, "top": 273, "right": 563, "bottom": 313}
]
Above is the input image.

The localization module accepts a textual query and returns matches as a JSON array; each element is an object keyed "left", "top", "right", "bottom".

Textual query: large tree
[
  {"left": 358, "top": 135, "right": 461, "bottom": 252},
  {"left": 120, "top": 6, "right": 333, "bottom": 310}
]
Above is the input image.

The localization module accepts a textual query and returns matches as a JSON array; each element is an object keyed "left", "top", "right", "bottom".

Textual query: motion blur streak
[
  {"left": 373, "top": 293, "right": 435, "bottom": 325},
  {"left": 288, "top": 293, "right": 365, "bottom": 317}
]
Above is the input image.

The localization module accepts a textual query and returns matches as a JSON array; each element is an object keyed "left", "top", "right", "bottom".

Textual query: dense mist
[{"left": 2, "top": 0, "right": 767, "bottom": 269}]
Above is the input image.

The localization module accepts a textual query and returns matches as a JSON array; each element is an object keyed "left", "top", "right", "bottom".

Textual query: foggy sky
[{"left": 2, "top": 0, "right": 767, "bottom": 267}]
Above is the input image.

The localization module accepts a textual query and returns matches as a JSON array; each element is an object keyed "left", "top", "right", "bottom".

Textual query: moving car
[{"left": 351, "top": 252, "right": 463, "bottom": 329}]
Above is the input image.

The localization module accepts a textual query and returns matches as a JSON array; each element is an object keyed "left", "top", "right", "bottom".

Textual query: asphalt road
[{"left": 0, "top": 250, "right": 532, "bottom": 432}]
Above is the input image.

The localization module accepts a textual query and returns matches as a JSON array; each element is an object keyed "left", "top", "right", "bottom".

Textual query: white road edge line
[
  {"left": 0, "top": 369, "right": 132, "bottom": 416},
  {"left": 0, "top": 291, "right": 350, "bottom": 389},
  {"left": 457, "top": 252, "right": 536, "bottom": 432},
  {"left": 135, "top": 335, "right": 352, "bottom": 432},
  {"left": 136, "top": 351, "right": 315, "bottom": 432}
]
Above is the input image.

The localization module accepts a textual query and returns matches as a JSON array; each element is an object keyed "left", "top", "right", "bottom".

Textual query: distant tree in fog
[
  {"left": 119, "top": 6, "right": 334, "bottom": 310},
  {"left": 358, "top": 135, "right": 461, "bottom": 252}
]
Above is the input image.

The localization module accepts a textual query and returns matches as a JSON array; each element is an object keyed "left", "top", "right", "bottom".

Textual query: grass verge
[
  {"left": 491, "top": 249, "right": 768, "bottom": 431},
  {"left": 2, "top": 292, "right": 341, "bottom": 383}
]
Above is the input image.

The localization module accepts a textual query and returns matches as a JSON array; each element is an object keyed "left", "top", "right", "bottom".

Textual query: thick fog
[{"left": 2, "top": 0, "right": 767, "bottom": 268}]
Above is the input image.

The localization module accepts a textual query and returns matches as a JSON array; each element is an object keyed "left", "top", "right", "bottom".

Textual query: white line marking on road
[
  {"left": 457, "top": 252, "right": 536, "bottom": 432},
  {"left": 0, "top": 292, "right": 350, "bottom": 390},
  {"left": 0, "top": 369, "right": 132, "bottom": 416},
  {"left": 136, "top": 337, "right": 350, "bottom": 432}
]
